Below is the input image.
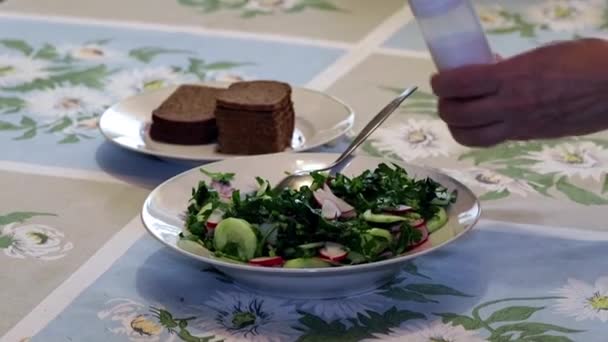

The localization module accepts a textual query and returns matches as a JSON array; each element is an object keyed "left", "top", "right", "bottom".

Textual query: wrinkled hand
[{"left": 431, "top": 38, "right": 608, "bottom": 147}]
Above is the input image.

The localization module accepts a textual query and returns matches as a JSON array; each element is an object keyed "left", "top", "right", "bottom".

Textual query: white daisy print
[
  {"left": 0, "top": 54, "right": 50, "bottom": 87},
  {"left": 193, "top": 291, "right": 300, "bottom": 342},
  {"left": 244, "top": 0, "right": 299, "bottom": 13},
  {"left": 443, "top": 167, "right": 535, "bottom": 197},
  {"left": 370, "top": 119, "right": 461, "bottom": 161},
  {"left": 22, "top": 84, "right": 111, "bottom": 119},
  {"left": 364, "top": 320, "right": 486, "bottom": 342},
  {"left": 58, "top": 43, "right": 125, "bottom": 62},
  {"left": 527, "top": 142, "right": 608, "bottom": 181},
  {"left": 476, "top": 4, "right": 513, "bottom": 30},
  {"left": 552, "top": 276, "right": 608, "bottom": 322},
  {"left": 296, "top": 292, "right": 386, "bottom": 321},
  {"left": 105, "top": 66, "right": 194, "bottom": 99},
  {"left": 525, "top": 0, "right": 606, "bottom": 32},
  {"left": 76, "top": 117, "right": 101, "bottom": 130},
  {"left": 207, "top": 70, "right": 253, "bottom": 83},
  {"left": 1, "top": 223, "right": 73, "bottom": 261},
  {"left": 98, "top": 298, "right": 164, "bottom": 342}
]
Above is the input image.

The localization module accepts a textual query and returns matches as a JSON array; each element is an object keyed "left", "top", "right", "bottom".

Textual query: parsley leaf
[
  {"left": 200, "top": 168, "right": 235, "bottom": 184},
  {"left": 183, "top": 163, "right": 456, "bottom": 264}
]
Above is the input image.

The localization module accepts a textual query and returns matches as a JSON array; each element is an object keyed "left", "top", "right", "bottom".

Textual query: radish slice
[
  {"left": 206, "top": 209, "right": 224, "bottom": 229},
  {"left": 409, "top": 224, "right": 429, "bottom": 249},
  {"left": 321, "top": 200, "right": 341, "bottom": 220},
  {"left": 410, "top": 239, "right": 433, "bottom": 253},
  {"left": 385, "top": 205, "right": 413, "bottom": 214},
  {"left": 412, "top": 218, "right": 426, "bottom": 228},
  {"left": 322, "top": 184, "right": 355, "bottom": 213},
  {"left": 313, "top": 189, "right": 330, "bottom": 206},
  {"left": 319, "top": 243, "right": 348, "bottom": 262},
  {"left": 248, "top": 256, "right": 284, "bottom": 267},
  {"left": 211, "top": 181, "right": 233, "bottom": 201},
  {"left": 379, "top": 251, "right": 394, "bottom": 259},
  {"left": 390, "top": 224, "right": 402, "bottom": 233},
  {"left": 341, "top": 210, "right": 357, "bottom": 219},
  {"left": 404, "top": 213, "right": 425, "bottom": 227}
]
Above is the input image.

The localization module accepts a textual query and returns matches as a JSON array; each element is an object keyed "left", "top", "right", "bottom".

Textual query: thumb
[{"left": 431, "top": 63, "right": 501, "bottom": 99}]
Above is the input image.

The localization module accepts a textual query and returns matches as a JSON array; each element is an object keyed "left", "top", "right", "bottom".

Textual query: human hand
[{"left": 431, "top": 38, "right": 608, "bottom": 147}]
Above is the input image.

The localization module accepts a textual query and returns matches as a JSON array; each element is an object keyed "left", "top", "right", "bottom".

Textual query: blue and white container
[{"left": 409, "top": 0, "right": 494, "bottom": 70}]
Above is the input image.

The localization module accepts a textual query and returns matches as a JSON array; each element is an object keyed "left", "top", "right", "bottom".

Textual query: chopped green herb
[
  {"left": 200, "top": 168, "right": 235, "bottom": 184},
  {"left": 181, "top": 163, "right": 456, "bottom": 267}
]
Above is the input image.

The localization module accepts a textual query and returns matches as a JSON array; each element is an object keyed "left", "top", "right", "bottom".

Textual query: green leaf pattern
[
  {"left": 0, "top": 38, "right": 250, "bottom": 143},
  {"left": 475, "top": 2, "right": 608, "bottom": 38},
  {"left": 177, "top": 0, "right": 345, "bottom": 18},
  {"left": 486, "top": 306, "right": 545, "bottom": 324},
  {"left": 94, "top": 262, "right": 593, "bottom": 342},
  {"left": 373, "top": 87, "right": 608, "bottom": 206}
]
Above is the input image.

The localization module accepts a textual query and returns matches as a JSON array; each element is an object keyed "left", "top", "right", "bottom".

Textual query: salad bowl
[{"left": 141, "top": 153, "right": 480, "bottom": 299}]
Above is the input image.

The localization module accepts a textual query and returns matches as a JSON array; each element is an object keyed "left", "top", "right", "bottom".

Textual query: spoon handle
[{"left": 326, "top": 86, "right": 418, "bottom": 172}]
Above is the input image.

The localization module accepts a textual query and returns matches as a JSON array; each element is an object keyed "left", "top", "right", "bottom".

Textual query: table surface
[{"left": 1, "top": 1, "right": 608, "bottom": 341}]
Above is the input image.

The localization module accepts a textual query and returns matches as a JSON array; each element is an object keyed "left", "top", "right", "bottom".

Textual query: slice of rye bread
[
  {"left": 215, "top": 80, "right": 292, "bottom": 112},
  {"left": 216, "top": 103, "right": 293, "bottom": 137},
  {"left": 285, "top": 102, "right": 295, "bottom": 147},
  {"left": 215, "top": 107, "right": 292, "bottom": 140},
  {"left": 215, "top": 100, "right": 295, "bottom": 149},
  {"left": 150, "top": 84, "right": 223, "bottom": 145},
  {"left": 215, "top": 106, "right": 293, "bottom": 154},
  {"left": 149, "top": 122, "right": 218, "bottom": 146}
]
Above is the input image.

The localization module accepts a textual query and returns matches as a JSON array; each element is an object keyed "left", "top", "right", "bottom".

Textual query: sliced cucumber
[
  {"left": 256, "top": 180, "right": 270, "bottom": 197},
  {"left": 177, "top": 239, "right": 209, "bottom": 257},
  {"left": 403, "top": 212, "right": 424, "bottom": 226},
  {"left": 431, "top": 191, "right": 451, "bottom": 206},
  {"left": 346, "top": 251, "right": 366, "bottom": 265},
  {"left": 361, "top": 233, "right": 390, "bottom": 256},
  {"left": 362, "top": 210, "right": 407, "bottom": 224},
  {"left": 217, "top": 256, "right": 246, "bottom": 264},
  {"left": 213, "top": 218, "right": 258, "bottom": 261},
  {"left": 368, "top": 228, "right": 393, "bottom": 242},
  {"left": 196, "top": 202, "right": 213, "bottom": 222},
  {"left": 283, "top": 258, "right": 331, "bottom": 269},
  {"left": 298, "top": 242, "right": 326, "bottom": 250},
  {"left": 427, "top": 207, "right": 448, "bottom": 233}
]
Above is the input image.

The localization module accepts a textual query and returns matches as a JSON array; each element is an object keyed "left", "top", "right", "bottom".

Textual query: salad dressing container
[{"left": 408, "top": 0, "right": 494, "bottom": 70}]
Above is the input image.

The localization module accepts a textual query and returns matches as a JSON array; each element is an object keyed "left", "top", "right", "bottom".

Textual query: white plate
[
  {"left": 141, "top": 153, "right": 481, "bottom": 299},
  {"left": 99, "top": 82, "right": 354, "bottom": 161}
]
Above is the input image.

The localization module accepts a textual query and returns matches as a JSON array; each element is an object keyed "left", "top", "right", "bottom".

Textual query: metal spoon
[{"left": 275, "top": 86, "right": 418, "bottom": 191}]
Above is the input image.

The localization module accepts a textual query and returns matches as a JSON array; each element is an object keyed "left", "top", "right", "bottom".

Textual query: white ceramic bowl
[{"left": 141, "top": 153, "right": 480, "bottom": 299}]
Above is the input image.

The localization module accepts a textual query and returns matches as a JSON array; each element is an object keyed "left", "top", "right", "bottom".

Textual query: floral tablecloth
[{"left": 1, "top": 1, "right": 607, "bottom": 341}]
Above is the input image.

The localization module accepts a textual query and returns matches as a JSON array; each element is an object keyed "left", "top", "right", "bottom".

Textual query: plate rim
[
  {"left": 99, "top": 82, "right": 355, "bottom": 161},
  {"left": 141, "top": 152, "right": 482, "bottom": 275}
]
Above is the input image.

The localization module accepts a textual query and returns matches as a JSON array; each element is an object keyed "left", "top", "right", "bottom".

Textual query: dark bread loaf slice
[
  {"left": 215, "top": 105, "right": 293, "bottom": 155},
  {"left": 218, "top": 101, "right": 294, "bottom": 150},
  {"left": 149, "top": 119, "right": 219, "bottom": 145},
  {"left": 150, "top": 85, "right": 222, "bottom": 145},
  {"left": 215, "top": 80, "right": 292, "bottom": 112},
  {"left": 283, "top": 101, "right": 295, "bottom": 148}
]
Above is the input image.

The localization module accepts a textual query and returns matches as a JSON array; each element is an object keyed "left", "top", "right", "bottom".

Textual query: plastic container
[{"left": 408, "top": 0, "right": 493, "bottom": 70}]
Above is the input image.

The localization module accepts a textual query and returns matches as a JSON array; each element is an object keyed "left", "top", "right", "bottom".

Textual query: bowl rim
[{"left": 141, "top": 153, "right": 481, "bottom": 275}]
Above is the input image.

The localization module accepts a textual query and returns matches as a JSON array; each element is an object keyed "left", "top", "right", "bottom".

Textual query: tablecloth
[{"left": 0, "top": 1, "right": 607, "bottom": 341}]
